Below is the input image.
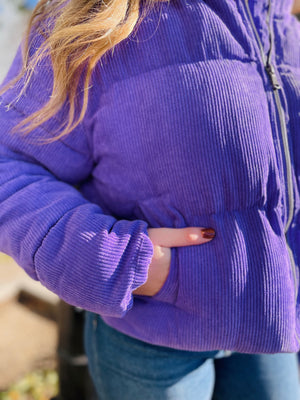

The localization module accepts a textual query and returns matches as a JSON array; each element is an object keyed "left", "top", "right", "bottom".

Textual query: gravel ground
[
  {"left": 0, "top": 256, "right": 58, "bottom": 391},
  {"left": 0, "top": 301, "right": 57, "bottom": 391}
]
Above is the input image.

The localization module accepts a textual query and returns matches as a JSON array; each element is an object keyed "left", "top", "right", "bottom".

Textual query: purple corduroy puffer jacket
[{"left": 0, "top": 0, "right": 300, "bottom": 353}]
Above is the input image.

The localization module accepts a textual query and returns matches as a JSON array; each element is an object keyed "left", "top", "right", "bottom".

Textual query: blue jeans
[{"left": 84, "top": 312, "right": 300, "bottom": 400}]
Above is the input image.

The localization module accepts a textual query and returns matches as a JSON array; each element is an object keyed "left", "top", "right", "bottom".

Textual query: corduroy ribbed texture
[{"left": 0, "top": 0, "right": 299, "bottom": 353}]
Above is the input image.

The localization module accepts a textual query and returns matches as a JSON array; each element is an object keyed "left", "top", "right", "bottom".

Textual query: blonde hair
[{"left": 1, "top": 0, "right": 160, "bottom": 140}]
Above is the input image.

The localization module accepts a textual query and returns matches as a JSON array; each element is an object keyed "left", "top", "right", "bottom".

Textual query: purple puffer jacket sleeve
[{"left": 0, "top": 48, "right": 153, "bottom": 318}]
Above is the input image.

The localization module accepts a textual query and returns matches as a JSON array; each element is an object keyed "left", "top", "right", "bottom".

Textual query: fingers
[{"left": 148, "top": 227, "right": 215, "bottom": 248}]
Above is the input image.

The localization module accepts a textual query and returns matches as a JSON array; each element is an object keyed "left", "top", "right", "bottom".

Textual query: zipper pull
[{"left": 265, "top": 64, "right": 281, "bottom": 90}]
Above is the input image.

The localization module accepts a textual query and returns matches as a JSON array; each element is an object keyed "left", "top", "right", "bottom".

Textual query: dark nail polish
[{"left": 201, "top": 228, "right": 216, "bottom": 239}]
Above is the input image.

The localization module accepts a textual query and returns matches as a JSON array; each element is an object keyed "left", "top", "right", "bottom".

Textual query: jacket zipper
[{"left": 243, "top": 1, "right": 298, "bottom": 304}]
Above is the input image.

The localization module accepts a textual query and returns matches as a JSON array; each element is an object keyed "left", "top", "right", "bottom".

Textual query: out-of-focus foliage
[{"left": 0, "top": 370, "right": 58, "bottom": 400}]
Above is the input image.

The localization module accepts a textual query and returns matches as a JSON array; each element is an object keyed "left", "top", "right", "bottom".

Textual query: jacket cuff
[{"left": 132, "top": 232, "right": 154, "bottom": 291}]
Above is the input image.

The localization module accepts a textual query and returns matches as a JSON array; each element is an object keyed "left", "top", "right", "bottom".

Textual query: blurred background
[{"left": 0, "top": 1, "right": 59, "bottom": 399}]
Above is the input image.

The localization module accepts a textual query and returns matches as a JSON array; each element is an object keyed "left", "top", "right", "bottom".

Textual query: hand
[
  {"left": 292, "top": 0, "right": 300, "bottom": 14},
  {"left": 133, "top": 227, "right": 215, "bottom": 296}
]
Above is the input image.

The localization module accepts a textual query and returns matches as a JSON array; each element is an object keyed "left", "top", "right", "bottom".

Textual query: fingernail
[{"left": 201, "top": 228, "right": 216, "bottom": 240}]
